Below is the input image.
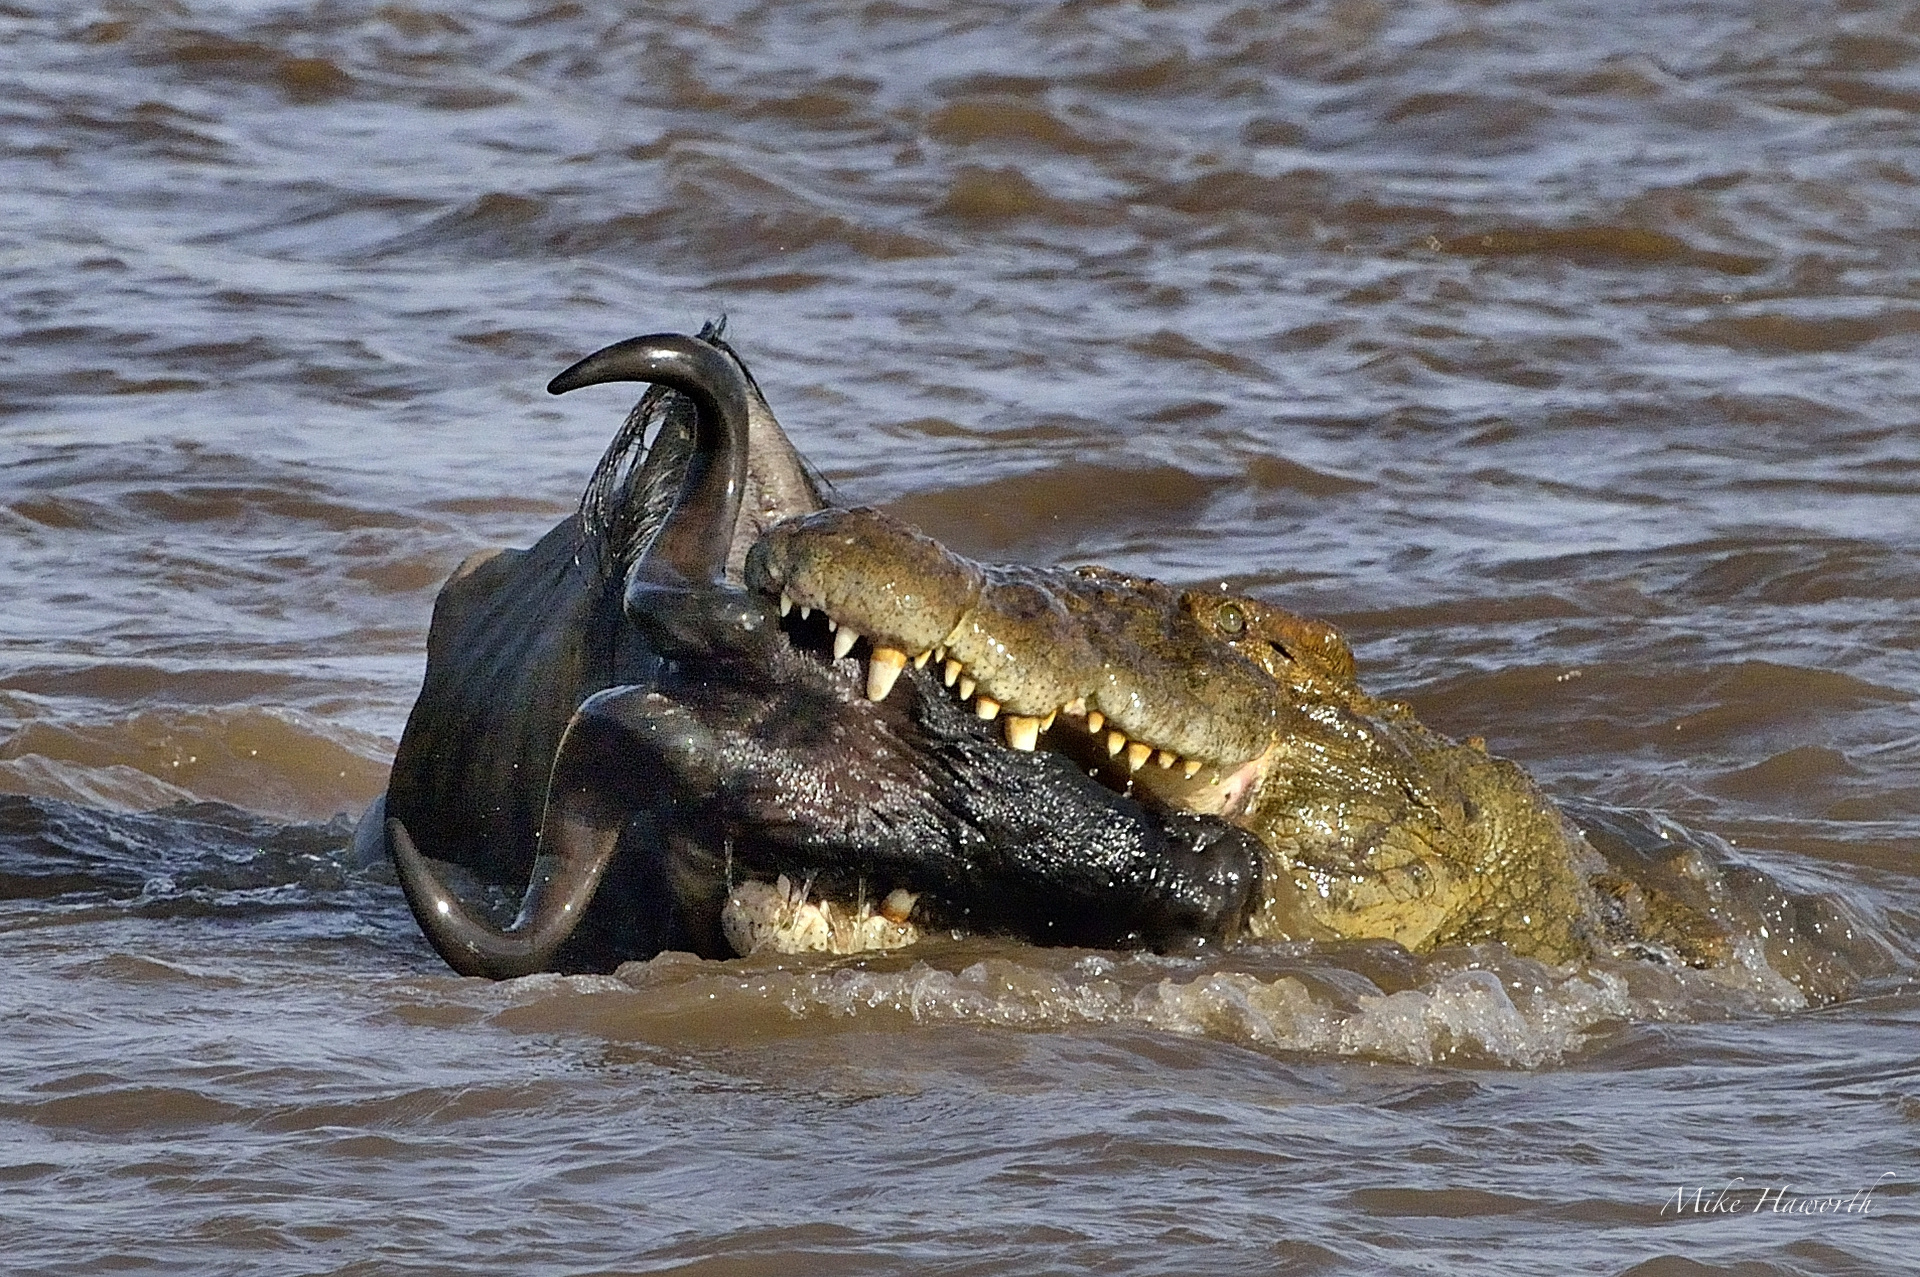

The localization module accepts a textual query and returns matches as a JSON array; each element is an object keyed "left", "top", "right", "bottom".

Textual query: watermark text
[{"left": 1661, "top": 1173, "right": 1895, "bottom": 1218}]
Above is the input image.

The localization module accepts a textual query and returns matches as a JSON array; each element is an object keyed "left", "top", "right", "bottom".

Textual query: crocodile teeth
[
  {"left": 958, "top": 675, "right": 976, "bottom": 701},
  {"left": 912, "top": 649, "right": 931, "bottom": 669},
  {"left": 1039, "top": 709, "right": 1056, "bottom": 731},
  {"left": 1106, "top": 730, "right": 1126, "bottom": 757},
  {"left": 1004, "top": 715, "right": 1040, "bottom": 751},
  {"left": 778, "top": 592, "right": 793, "bottom": 617},
  {"left": 1155, "top": 750, "right": 1176, "bottom": 769},
  {"left": 1183, "top": 759, "right": 1203, "bottom": 779},
  {"left": 943, "top": 659, "right": 961, "bottom": 687},
  {"left": 799, "top": 605, "right": 812, "bottom": 620},
  {"left": 879, "top": 888, "right": 918, "bottom": 924},
  {"left": 975, "top": 695, "right": 1000, "bottom": 720},
  {"left": 934, "top": 646, "right": 946, "bottom": 662},
  {"left": 1087, "top": 711, "right": 1105, "bottom": 735},
  {"left": 866, "top": 647, "right": 908, "bottom": 701},
  {"left": 827, "top": 617, "right": 837, "bottom": 632},
  {"left": 832, "top": 627, "right": 859, "bottom": 660},
  {"left": 1126, "top": 741, "right": 1152, "bottom": 772},
  {"left": 1064, "top": 697, "right": 1086, "bottom": 716}
]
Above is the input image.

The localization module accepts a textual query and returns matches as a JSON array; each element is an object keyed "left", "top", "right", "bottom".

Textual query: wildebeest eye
[{"left": 1216, "top": 602, "right": 1246, "bottom": 636}]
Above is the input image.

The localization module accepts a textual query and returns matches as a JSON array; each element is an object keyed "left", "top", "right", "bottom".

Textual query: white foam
[
  {"left": 582, "top": 914, "right": 1859, "bottom": 1068},
  {"left": 720, "top": 948, "right": 1643, "bottom": 1067}
]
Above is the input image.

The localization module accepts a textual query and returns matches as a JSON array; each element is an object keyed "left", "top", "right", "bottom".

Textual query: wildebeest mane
[{"left": 575, "top": 377, "right": 693, "bottom": 580}]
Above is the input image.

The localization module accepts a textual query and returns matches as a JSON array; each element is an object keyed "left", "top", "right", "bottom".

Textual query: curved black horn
[
  {"left": 388, "top": 689, "right": 650, "bottom": 979},
  {"left": 548, "top": 333, "right": 750, "bottom": 589}
]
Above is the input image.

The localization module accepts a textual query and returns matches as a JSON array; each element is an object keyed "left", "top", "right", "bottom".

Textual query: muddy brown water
[{"left": 4, "top": 2, "right": 1918, "bottom": 1274}]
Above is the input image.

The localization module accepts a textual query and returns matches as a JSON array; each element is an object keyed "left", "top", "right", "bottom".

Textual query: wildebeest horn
[
  {"left": 389, "top": 332, "right": 756, "bottom": 978},
  {"left": 388, "top": 781, "right": 620, "bottom": 980},
  {"left": 548, "top": 333, "right": 749, "bottom": 591},
  {"left": 388, "top": 696, "right": 637, "bottom": 978}
]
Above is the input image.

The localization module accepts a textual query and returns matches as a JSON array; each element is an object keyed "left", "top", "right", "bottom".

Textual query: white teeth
[
  {"left": 799, "top": 605, "right": 812, "bottom": 620},
  {"left": 826, "top": 617, "right": 837, "bottom": 632},
  {"left": 1106, "top": 730, "right": 1126, "bottom": 757},
  {"left": 1004, "top": 715, "right": 1039, "bottom": 751},
  {"left": 866, "top": 647, "right": 908, "bottom": 701},
  {"left": 1155, "top": 750, "right": 1176, "bottom": 769},
  {"left": 958, "top": 675, "right": 976, "bottom": 701},
  {"left": 879, "top": 888, "right": 918, "bottom": 924},
  {"left": 943, "top": 659, "right": 961, "bottom": 687},
  {"left": 779, "top": 592, "right": 793, "bottom": 617},
  {"left": 1064, "top": 697, "right": 1086, "bottom": 716},
  {"left": 975, "top": 695, "right": 1000, "bottom": 720},
  {"left": 1183, "top": 759, "right": 1203, "bottom": 779},
  {"left": 1087, "top": 711, "right": 1105, "bottom": 734},
  {"left": 933, "top": 646, "right": 946, "bottom": 662},
  {"left": 1039, "top": 709, "right": 1056, "bottom": 731},
  {"left": 913, "top": 649, "right": 931, "bottom": 669},
  {"left": 1126, "top": 741, "right": 1152, "bottom": 772},
  {"left": 832, "top": 627, "right": 859, "bottom": 660}
]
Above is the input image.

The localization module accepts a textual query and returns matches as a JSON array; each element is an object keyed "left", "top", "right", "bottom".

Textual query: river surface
[{"left": 4, "top": 2, "right": 1918, "bottom": 1273}]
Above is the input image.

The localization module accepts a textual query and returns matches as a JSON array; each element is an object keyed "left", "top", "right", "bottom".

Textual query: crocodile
[{"left": 741, "top": 507, "right": 1874, "bottom": 1000}]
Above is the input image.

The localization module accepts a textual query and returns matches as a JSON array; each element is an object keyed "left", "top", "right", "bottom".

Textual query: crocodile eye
[{"left": 1216, "top": 602, "right": 1245, "bottom": 636}]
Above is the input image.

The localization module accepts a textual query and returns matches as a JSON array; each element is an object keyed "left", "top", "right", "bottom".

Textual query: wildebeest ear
[{"left": 415, "top": 545, "right": 523, "bottom": 662}]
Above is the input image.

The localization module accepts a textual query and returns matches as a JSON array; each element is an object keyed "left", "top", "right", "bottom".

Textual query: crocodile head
[
  {"left": 747, "top": 507, "right": 1313, "bottom": 815},
  {"left": 745, "top": 504, "right": 1827, "bottom": 975}
]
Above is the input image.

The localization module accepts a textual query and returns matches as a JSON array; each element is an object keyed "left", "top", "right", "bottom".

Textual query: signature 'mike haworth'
[{"left": 1661, "top": 1172, "right": 1896, "bottom": 1217}]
